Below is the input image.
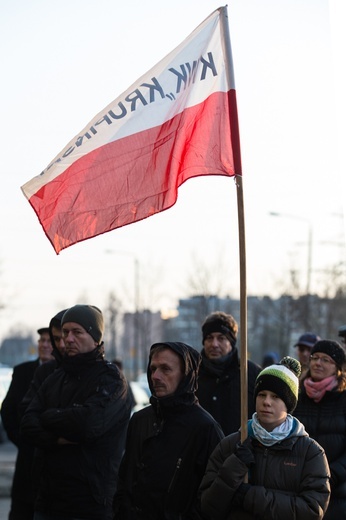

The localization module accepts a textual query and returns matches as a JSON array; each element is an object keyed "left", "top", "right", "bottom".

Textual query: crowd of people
[{"left": 1, "top": 305, "right": 345, "bottom": 520}]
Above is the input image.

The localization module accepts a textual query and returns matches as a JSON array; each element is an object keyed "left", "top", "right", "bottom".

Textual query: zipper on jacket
[{"left": 167, "top": 458, "right": 182, "bottom": 494}]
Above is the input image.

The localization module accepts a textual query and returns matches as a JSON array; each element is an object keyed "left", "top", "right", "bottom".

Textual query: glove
[
  {"left": 234, "top": 437, "right": 255, "bottom": 468},
  {"left": 231, "top": 482, "right": 252, "bottom": 508}
]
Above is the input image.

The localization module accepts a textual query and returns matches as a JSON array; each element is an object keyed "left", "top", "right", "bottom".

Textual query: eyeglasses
[{"left": 310, "top": 355, "right": 335, "bottom": 365}]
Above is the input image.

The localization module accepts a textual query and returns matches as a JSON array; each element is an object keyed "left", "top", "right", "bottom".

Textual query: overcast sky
[{"left": 0, "top": 0, "right": 345, "bottom": 340}]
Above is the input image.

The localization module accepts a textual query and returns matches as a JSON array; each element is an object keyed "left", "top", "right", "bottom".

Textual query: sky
[{"left": 0, "top": 0, "right": 345, "bottom": 341}]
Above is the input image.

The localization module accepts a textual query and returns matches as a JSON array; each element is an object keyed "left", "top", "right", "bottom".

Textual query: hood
[
  {"left": 147, "top": 341, "right": 201, "bottom": 407},
  {"left": 49, "top": 309, "right": 68, "bottom": 364}
]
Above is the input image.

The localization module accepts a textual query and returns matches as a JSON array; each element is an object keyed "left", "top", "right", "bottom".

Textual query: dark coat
[
  {"left": 1, "top": 359, "right": 40, "bottom": 446},
  {"left": 196, "top": 348, "right": 261, "bottom": 435},
  {"left": 294, "top": 386, "right": 346, "bottom": 519},
  {"left": 114, "top": 341, "right": 225, "bottom": 520},
  {"left": 19, "top": 309, "right": 68, "bottom": 418},
  {"left": 199, "top": 420, "right": 330, "bottom": 520},
  {"left": 20, "top": 350, "right": 131, "bottom": 520},
  {"left": 1, "top": 359, "right": 40, "bottom": 511}
]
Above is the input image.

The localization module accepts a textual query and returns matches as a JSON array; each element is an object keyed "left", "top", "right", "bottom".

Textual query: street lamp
[{"left": 269, "top": 212, "right": 313, "bottom": 295}]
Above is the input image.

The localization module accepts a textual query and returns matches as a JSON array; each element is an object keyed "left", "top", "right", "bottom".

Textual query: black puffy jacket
[
  {"left": 199, "top": 418, "right": 330, "bottom": 520},
  {"left": 294, "top": 386, "right": 346, "bottom": 519},
  {"left": 20, "top": 348, "right": 131, "bottom": 520}
]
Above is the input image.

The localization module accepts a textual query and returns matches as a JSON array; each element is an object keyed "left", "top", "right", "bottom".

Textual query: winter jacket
[
  {"left": 114, "top": 341, "right": 224, "bottom": 520},
  {"left": 294, "top": 386, "right": 346, "bottom": 519},
  {"left": 196, "top": 348, "right": 261, "bottom": 435},
  {"left": 199, "top": 418, "right": 330, "bottom": 520},
  {"left": 1, "top": 358, "right": 40, "bottom": 512},
  {"left": 20, "top": 348, "right": 131, "bottom": 520}
]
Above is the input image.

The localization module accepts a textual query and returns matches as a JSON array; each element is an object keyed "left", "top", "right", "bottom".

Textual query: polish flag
[{"left": 21, "top": 6, "right": 241, "bottom": 254}]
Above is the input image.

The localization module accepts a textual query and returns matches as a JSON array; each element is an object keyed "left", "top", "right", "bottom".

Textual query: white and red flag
[{"left": 21, "top": 6, "right": 241, "bottom": 254}]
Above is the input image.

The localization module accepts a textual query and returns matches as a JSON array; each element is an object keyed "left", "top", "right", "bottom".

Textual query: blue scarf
[{"left": 249, "top": 412, "right": 295, "bottom": 446}]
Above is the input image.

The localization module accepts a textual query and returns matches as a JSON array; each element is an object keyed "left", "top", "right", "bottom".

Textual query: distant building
[
  {"left": 163, "top": 295, "right": 240, "bottom": 352},
  {"left": 0, "top": 335, "right": 36, "bottom": 367},
  {"left": 121, "top": 309, "right": 163, "bottom": 379}
]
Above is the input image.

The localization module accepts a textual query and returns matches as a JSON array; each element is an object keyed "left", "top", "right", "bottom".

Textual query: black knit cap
[
  {"left": 61, "top": 305, "right": 104, "bottom": 344},
  {"left": 254, "top": 357, "right": 301, "bottom": 414},
  {"left": 202, "top": 312, "right": 238, "bottom": 347},
  {"left": 311, "top": 339, "right": 346, "bottom": 368},
  {"left": 37, "top": 327, "right": 50, "bottom": 335}
]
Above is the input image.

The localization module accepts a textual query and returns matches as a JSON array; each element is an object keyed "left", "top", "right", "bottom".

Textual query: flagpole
[
  {"left": 235, "top": 175, "right": 248, "bottom": 443},
  {"left": 220, "top": 6, "right": 248, "bottom": 442}
]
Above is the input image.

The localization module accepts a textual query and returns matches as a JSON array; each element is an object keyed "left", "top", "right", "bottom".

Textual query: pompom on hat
[
  {"left": 254, "top": 356, "right": 301, "bottom": 413},
  {"left": 311, "top": 339, "right": 346, "bottom": 368},
  {"left": 61, "top": 305, "right": 104, "bottom": 344}
]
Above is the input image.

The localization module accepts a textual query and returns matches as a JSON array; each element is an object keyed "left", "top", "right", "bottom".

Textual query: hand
[
  {"left": 234, "top": 437, "right": 255, "bottom": 468},
  {"left": 57, "top": 437, "right": 77, "bottom": 445},
  {"left": 231, "top": 482, "right": 251, "bottom": 508}
]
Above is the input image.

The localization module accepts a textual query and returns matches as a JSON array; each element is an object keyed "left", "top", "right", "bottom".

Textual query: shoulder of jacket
[
  {"left": 247, "top": 360, "right": 261, "bottom": 373},
  {"left": 11, "top": 360, "right": 38, "bottom": 377},
  {"left": 14, "top": 359, "right": 38, "bottom": 369},
  {"left": 219, "top": 431, "right": 240, "bottom": 452}
]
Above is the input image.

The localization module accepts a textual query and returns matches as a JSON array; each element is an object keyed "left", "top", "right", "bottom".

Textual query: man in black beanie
[
  {"left": 196, "top": 311, "right": 261, "bottom": 435},
  {"left": 21, "top": 304, "right": 132, "bottom": 520}
]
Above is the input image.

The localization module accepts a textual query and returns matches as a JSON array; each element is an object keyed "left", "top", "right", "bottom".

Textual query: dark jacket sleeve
[
  {"left": 21, "top": 370, "right": 131, "bottom": 447},
  {"left": 18, "top": 362, "right": 55, "bottom": 419},
  {"left": 1, "top": 367, "right": 21, "bottom": 445},
  {"left": 1, "top": 363, "right": 38, "bottom": 446},
  {"left": 199, "top": 433, "right": 244, "bottom": 519}
]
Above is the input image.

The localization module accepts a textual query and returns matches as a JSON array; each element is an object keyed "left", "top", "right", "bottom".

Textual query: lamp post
[
  {"left": 269, "top": 212, "right": 313, "bottom": 295},
  {"left": 105, "top": 250, "right": 140, "bottom": 379}
]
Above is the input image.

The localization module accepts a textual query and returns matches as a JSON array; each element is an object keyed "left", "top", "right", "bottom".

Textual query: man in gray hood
[{"left": 114, "top": 341, "right": 224, "bottom": 520}]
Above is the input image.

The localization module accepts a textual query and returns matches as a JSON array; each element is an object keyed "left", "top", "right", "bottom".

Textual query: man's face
[
  {"left": 295, "top": 344, "right": 312, "bottom": 369},
  {"left": 150, "top": 349, "right": 184, "bottom": 398},
  {"left": 62, "top": 322, "right": 97, "bottom": 356},
  {"left": 51, "top": 325, "right": 66, "bottom": 355},
  {"left": 203, "top": 332, "right": 232, "bottom": 359},
  {"left": 38, "top": 332, "right": 54, "bottom": 363}
]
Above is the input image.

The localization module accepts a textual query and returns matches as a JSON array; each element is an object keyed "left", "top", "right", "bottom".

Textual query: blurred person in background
[
  {"left": 199, "top": 356, "right": 330, "bottom": 520},
  {"left": 261, "top": 351, "right": 279, "bottom": 368},
  {"left": 114, "top": 341, "right": 224, "bottom": 520},
  {"left": 338, "top": 325, "right": 346, "bottom": 347},
  {"left": 1, "top": 327, "right": 53, "bottom": 520},
  {"left": 294, "top": 339, "right": 346, "bottom": 519},
  {"left": 294, "top": 332, "right": 321, "bottom": 381},
  {"left": 196, "top": 311, "right": 261, "bottom": 435}
]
